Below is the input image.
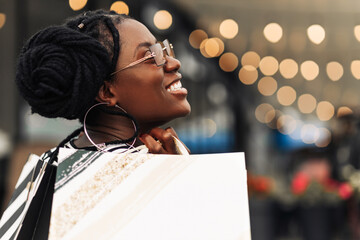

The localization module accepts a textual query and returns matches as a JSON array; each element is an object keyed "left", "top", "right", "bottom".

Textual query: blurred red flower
[{"left": 291, "top": 172, "right": 309, "bottom": 195}]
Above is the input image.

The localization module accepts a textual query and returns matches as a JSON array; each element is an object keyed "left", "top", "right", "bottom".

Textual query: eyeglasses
[{"left": 111, "top": 39, "right": 175, "bottom": 75}]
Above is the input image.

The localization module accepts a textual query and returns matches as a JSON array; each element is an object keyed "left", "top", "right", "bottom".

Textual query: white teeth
[{"left": 167, "top": 81, "right": 182, "bottom": 92}]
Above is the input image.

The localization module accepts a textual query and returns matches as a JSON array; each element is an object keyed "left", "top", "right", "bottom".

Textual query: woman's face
[{"left": 109, "top": 19, "right": 191, "bottom": 128}]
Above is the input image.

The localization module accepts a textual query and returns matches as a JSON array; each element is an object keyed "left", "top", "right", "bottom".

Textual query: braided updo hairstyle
[{"left": 16, "top": 10, "right": 131, "bottom": 120}]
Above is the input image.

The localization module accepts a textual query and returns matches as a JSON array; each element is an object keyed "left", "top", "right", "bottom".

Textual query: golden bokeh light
[
  {"left": 307, "top": 24, "right": 325, "bottom": 44},
  {"left": 277, "top": 86, "right": 296, "bottom": 106},
  {"left": 259, "top": 56, "right": 279, "bottom": 76},
  {"left": 69, "top": 0, "right": 87, "bottom": 11},
  {"left": 189, "top": 29, "right": 208, "bottom": 49},
  {"left": 263, "top": 23, "right": 283, "bottom": 43},
  {"left": 241, "top": 51, "right": 260, "bottom": 68},
  {"left": 351, "top": 60, "right": 360, "bottom": 79},
  {"left": 316, "top": 101, "right": 335, "bottom": 121},
  {"left": 301, "top": 124, "right": 320, "bottom": 144},
  {"left": 238, "top": 65, "right": 258, "bottom": 85},
  {"left": 0, "top": 13, "right": 6, "bottom": 29},
  {"left": 257, "top": 77, "right": 277, "bottom": 96},
  {"left": 279, "top": 59, "right": 298, "bottom": 79},
  {"left": 300, "top": 60, "right": 319, "bottom": 81},
  {"left": 204, "top": 38, "right": 219, "bottom": 57},
  {"left": 255, "top": 103, "right": 276, "bottom": 123},
  {"left": 219, "top": 19, "right": 238, "bottom": 39},
  {"left": 337, "top": 106, "right": 353, "bottom": 117},
  {"left": 153, "top": 10, "right": 173, "bottom": 30},
  {"left": 200, "top": 37, "right": 224, "bottom": 58},
  {"left": 277, "top": 115, "right": 297, "bottom": 135},
  {"left": 326, "top": 61, "right": 343, "bottom": 81},
  {"left": 219, "top": 52, "right": 238, "bottom": 72},
  {"left": 297, "top": 94, "right": 317, "bottom": 114},
  {"left": 354, "top": 25, "right": 360, "bottom": 42},
  {"left": 315, "top": 128, "right": 331, "bottom": 148},
  {"left": 110, "top": 1, "right": 129, "bottom": 15}
]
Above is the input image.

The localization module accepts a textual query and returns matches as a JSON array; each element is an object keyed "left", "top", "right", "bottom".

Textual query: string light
[
  {"left": 241, "top": 51, "right": 260, "bottom": 68},
  {"left": 263, "top": 23, "right": 283, "bottom": 43},
  {"left": 300, "top": 60, "right": 319, "bottom": 81},
  {"left": 277, "top": 86, "right": 296, "bottom": 106},
  {"left": 316, "top": 101, "right": 335, "bottom": 121},
  {"left": 0, "top": 13, "right": 5, "bottom": 29},
  {"left": 110, "top": 1, "right": 129, "bottom": 15},
  {"left": 257, "top": 77, "right": 277, "bottom": 96},
  {"left": 189, "top": 29, "right": 208, "bottom": 49},
  {"left": 307, "top": 24, "right": 325, "bottom": 44},
  {"left": 298, "top": 94, "right": 317, "bottom": 114},
  {"left": 154, "top": 10, "right": 172, "bottom": 30},
  {"left": 337, "top": 106, "right": 353, "bottom": 117},
  {"left": 326, "top": 61, "right": 343, "bottom": 81},
  {"left": 259, "top": 56, "right": 279, "bottom": 76},
  {"left": 238, "top": 65, "right": 258, "bottom": 85},
  {"left": 279, "top": 59, "right": 298, "bottom": 79},
  {"left": 69, "top": 0, "right": 87, "bottom": 11},
  {"left": 255, "top": 103, "right": 275, "bottom": 123},
  {"left": 219, "top": 19, "right": 238, "bottom": 39},
  {"left": 219, "top": 52, "right": 238, "bottom": 72}
]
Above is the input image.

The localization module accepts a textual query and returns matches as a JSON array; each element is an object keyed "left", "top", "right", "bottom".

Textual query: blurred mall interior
[{"left": 2, "top": 0, "right": 360, "bottom": 239}]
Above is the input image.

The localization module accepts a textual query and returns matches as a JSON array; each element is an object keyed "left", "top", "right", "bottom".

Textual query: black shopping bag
[{"left": 0, "top": 154, "right": 56, "bottom": 240}]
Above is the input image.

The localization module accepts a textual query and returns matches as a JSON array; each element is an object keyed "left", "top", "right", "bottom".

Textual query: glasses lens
[
  {"left": 163, "top": 39, "right": 175, "bottom": 58},
  {"left": 149, "top": 43, "right": 165, "bottom": 66}
]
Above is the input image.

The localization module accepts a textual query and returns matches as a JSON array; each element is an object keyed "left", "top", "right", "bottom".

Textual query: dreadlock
[{"left": 15, "top": 10, "right": 131, "bottom": 120}]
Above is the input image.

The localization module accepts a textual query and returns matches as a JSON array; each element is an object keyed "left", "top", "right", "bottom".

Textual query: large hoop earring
[{"left": 83, "top": 102, "right": 138, "bottom": 152}]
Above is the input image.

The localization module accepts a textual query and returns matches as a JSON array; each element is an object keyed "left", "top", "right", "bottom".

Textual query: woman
[{"left": 16, "top": 9, "right": 191, "bottom": 156}]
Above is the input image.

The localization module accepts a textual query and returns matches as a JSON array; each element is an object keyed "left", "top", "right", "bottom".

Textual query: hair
[{"left": 15, "top": 10, "right": 131, "bottom": 120}]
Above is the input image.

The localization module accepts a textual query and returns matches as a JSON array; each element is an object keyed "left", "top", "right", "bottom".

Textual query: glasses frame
[{"left": 111, "top": 39, "right": 175, "bottom": 76}]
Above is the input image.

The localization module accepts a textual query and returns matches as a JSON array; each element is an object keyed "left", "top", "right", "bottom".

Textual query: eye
[{"left": 143, "top": 50, "right": 156, "bottom": 63}]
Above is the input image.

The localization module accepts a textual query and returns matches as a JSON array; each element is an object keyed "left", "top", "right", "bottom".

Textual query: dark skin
[{"left": 74, "top": 19, "right": 191, "bottom": 154}]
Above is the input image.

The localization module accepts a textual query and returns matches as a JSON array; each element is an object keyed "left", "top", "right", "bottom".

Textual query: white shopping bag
[{"left": 49, "top": 148, "right": 251, "bottom": 240}]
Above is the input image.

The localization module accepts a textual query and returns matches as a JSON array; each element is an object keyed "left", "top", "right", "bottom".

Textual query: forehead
[{"left": 117, "top": 19, "right": 156, "bottom": 49}]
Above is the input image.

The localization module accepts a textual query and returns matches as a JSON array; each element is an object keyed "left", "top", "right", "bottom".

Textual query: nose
[{"left": 164, "top": 56, "right": 181, "bottom": 72}]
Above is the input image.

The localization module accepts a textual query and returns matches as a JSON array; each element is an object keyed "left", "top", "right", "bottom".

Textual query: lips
[{"left": 166, "top": 80, "right": 183, "bottom": 92}]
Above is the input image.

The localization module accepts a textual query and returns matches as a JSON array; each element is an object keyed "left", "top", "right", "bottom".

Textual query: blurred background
[{"left": 1, "top": 0, "right": 360, "bottom": 239}]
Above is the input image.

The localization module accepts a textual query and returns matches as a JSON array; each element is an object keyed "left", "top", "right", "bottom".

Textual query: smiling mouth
[{"left": 166, "top": 80, "right": 183, "bottom": 92}]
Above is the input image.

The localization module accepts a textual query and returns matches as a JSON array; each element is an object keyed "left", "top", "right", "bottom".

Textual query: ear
[{"left": 96, "top": 81, "right": 117, "bottom": 106}]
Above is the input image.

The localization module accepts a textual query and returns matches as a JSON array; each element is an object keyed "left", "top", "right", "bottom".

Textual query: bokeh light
[
  {"left": 337, "top": 106, "right": 353, "bottom": 117},
  {"left": 263, "top": 23, "right": 283, "bottom": 43},
  {"left": 69, "top": 0, "right": 87, "bottom": 11},
  {"left": 0, "top": 13, "right": 6, "bottom": 29},
  {"left": 307, "top": 24, "right": 325, "bottom": 44},
  {"left": 255, "top": 103, "right": 276, "bottom": 123},
  {"left": 300, "top": 60, "right": 319, "bottom": 81},
  {"left": 326, "top": 61, "right": 343, "bottom": 81},
  {"left": 241, "top": 51, "right": 260, "bottom": 68},
  {"left": 279, "top": 59, "right": 298, "bottom": 79},
  {"left": 110, "top": 1, "right": 129, "bottom": 15},
  {"left": 259, "top": 56, "right": 279, "bottom": 76},
  {"left": 277, "top": 86, "right": 296, "bottom": 106},
  {"left": 301, "top": 124, "right": 320, "bottom": 144},
  {"left": 257, "top": 77, "right": 277, "bottom": 96},
  {"left": 298, "top": 94, "right": 317, "bottom": 114},
  {"left": 238, "top": 65, "right": 258, "bottom": 85},
  {"left": 354, "top": 25, "right": 360, "bottom": 42},
  {"left": 219, "top": 52, "right": 238, "bottom": 72},
  {"left": 154, "top": 10, "right": 172, "bottom": 30},
  {"left": 189, "top": 29, "right": 208, "bottom": 49},
  {"left": 315, "top": 128, "right": 331, "bottom": 148},
  {"left": 351, "top": 60, "right": 360, "bottom": 79},
  {"left": 219, "top": 19, "right": 238, "bottom": 39},
  {"left": 277, "top": 115, "right": 297, "bottom": 135},
  {"left": 200, "top": 37, "right": 224, "bottom": 58},
  {"left": 316, "top": 101, "right": 335, "bottom": 121}
]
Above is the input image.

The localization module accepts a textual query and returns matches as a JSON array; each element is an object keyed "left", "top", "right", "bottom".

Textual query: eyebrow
[{"left": 133, "top": 41, "right": 154, "bottom": 57}]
